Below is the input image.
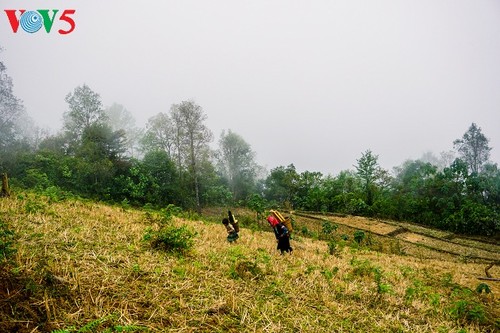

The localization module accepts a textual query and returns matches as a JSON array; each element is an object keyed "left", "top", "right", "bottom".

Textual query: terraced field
[{"left": 294, "top": 212, "right": 500, "bottom": 262}]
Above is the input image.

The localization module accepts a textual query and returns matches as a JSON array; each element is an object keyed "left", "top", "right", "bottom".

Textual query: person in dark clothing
[
  {"left": 222, "top": 211, "right": 239, "bottom": 243},
  {"left": 267, "top": 215, "right": 293, "bottom": 254},
  {"left": 222, "top": 218, "right": 239, "bottom": 242}
]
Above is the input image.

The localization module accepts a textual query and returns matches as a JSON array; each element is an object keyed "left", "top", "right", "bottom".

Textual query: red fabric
[{"left": 267, "top": 215, "right": 279, "bottom": 227}]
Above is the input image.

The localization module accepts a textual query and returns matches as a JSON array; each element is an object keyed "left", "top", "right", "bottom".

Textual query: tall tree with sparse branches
[
  {"left": 453, "top": 123, "right": 492, "bottom": 175},
  {"left": 170, "top": 100, "right": 213, "bottom": 212}
]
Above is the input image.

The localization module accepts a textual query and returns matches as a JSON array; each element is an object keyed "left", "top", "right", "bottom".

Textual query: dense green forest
[{"left": 1, "top": 58, "right": 499, "bottom": 237}]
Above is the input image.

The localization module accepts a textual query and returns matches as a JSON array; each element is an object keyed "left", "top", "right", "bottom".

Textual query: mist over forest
[{"left": 1, "top": 52, "right": 499, "bottom": 236}]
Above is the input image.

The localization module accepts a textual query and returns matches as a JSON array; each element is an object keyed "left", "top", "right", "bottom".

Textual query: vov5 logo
[{"left": 4, "top": 9, "right": 76, "bottom": 34}]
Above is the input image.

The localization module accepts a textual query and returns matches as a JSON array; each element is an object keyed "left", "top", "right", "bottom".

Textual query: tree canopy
[{"left": 1, "top": 77, "right": 498, "bottom": 236}]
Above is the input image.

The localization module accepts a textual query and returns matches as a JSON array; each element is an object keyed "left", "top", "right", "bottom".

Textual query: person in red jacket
[{"left": 267, "top": 215, "right": 293, "bottom": 254}]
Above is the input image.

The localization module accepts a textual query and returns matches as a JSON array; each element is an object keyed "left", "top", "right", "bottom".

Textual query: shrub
[
  {"left": 301, "top": 226, "right": 311, "bottom": 237},
  {"left": 475, "top": 283, "right": 491, "bottom": 294},
  {"left": 449, "top": 288, "right": 488, "bottom": 324},
  {"left": 161, "top": 204, "right": 183, "bottom": 222},
  {"left": 321, "top": 220, "right": 338, "bottom": 236},
  {"left": 23, "top": 168, "right": 51, "bottom": 189},
  {"left": 146, "top": 224, "right": 196, "bottom": 254},
  {"left": 237, "top": 214, "right": 262, "bottom": 232},
  {"left": 327, "top": 240, "right": 337, "bottom": 255},
  {"left": 353, "top": 230, "right": 366, "bottom": 244},
  {"left": 449, "top": 299, "right": 486, "bottom": 324},
  {"left": 350, "top": 258, "right": 374, "bottom": 277},
  {"left": 373, "top": 267, "right": 392, "bottom": 294}
]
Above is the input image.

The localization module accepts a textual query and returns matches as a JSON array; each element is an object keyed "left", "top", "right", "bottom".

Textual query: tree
[
  {"left": 419, "top": 150, "right": 455, "bottom": 171},
  {"left": 295, "top": 171, "right": 324, "bottom": 211},
  {"left": 453, "top": 123, "right": 492, "bottom": 175},
  {"left": 264, "top": 164, "right": 299, "bottom": 208},
  {"left": 0, "top": 50, "right": 36, "bottom": 172},
  {"left": 0, "top": 57, "right": 23, "bottom": 151},
  {"left": 323, "top": 170, "right": 361, "bottom": 213},
  {"left": 121, "top": 150, "right": 180, "bottom": 206},
  {"left": 216, "top": 129, "right": 258, "bottom": 201},
  {"left": 105, "top": 103, "right": 142, "bottom": 158},
  {"left": 78, "top": 123, "right": 127, "bottom": 162},
  {"left": 247, "top": 193, "right": 268, "bottom": 221},
  {"left": 72, "top": 123, "right": 127, "bottom": 195},
  {"left": 391, "top": 159, "right": 438, "bottom": 223},
  {"left": 479, "top": 163, "right": 500, "bottom": 208},
  {"left": 141, "top": 112, "right": 176, "bottom": 157},
  {"left": 63, "top": 84, "right": 107, "bottom": 146},
  {"left": 355, "top": 150, "right": 384, "bottom": 208},
  {"left": 170, "top": 100, "right": 213, "bottom": 212}
]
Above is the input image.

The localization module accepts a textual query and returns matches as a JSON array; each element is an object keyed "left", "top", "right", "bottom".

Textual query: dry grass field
[{"left": 1, "top": 193, "right": 499, "bottom": 332}]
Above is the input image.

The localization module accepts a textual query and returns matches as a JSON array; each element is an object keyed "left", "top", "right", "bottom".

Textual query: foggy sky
[{"left": 3, "top": 0, "right": 500, "bottom": 175}]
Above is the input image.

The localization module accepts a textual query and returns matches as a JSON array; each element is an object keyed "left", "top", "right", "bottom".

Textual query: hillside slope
[{"left": 1, "top": 194, "right": 498, "bottom": 332}]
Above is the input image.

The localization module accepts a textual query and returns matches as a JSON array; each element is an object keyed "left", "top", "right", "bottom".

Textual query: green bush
[
  {"left": 347, "top": 198, "right": 369, "bottom": 215},
  {"left": 321, "top": 220, "right": 338, "bottom": 236},
  {"left": 23, "top": 168, "right": 51, "bottom": 189},
  {"left": 353, "top": 230, "right": 366, "bottom": 244},
  {"left": 449, "top": 299, "right": 486, "bottom": 324},
  {"left": 350, "top": 258, "right": 374, "bottom": 277},
  {"left": 327, "top": 240, "right": 337, "bottom": 255},
  {"left": 301, "top": 226, "right": 311, "bottom": 237},
  {"left": 147, "top": 224, "right": 196, "bottom": 254},
  {"left": 475, "top": 283, "right": 491, "bottom": 294},
  {"left": 39, "top": 186, "right": 73, "bottom": 203},
  {"left": 449, "top": 287, "right": 488, "bottom": 324},
  {"left": 373, "top": 267, "right": 392, "bottom": 294},
  {"left": 237, "top": 214, "right": 262, "bottom": 232},
  {"left": 161, "top": 204, "right": 183, "bottom": 222}
]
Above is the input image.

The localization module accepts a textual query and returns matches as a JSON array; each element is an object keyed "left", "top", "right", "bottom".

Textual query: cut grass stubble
[{"left": 1, "top": 195, "right": 499, "bottom": 332}]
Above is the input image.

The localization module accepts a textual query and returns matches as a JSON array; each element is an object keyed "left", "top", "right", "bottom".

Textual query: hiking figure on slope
[
  {"left": 222, "top": 210, "right": 239, "bottom": 243},
  {"left": 267, "top": 215, "right": 293, "bottom": 254}
]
